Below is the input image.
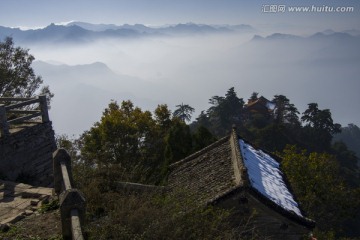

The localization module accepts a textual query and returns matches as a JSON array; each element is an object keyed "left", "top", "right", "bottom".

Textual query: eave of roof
[{"left": 208, "top": 185, "right": 315, "bottom": 229}]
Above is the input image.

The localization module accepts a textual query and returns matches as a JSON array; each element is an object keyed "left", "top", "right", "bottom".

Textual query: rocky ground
[
  {"left": 0, "top": 180, "right": 62, "bottom": 239},
  {"left": 0, "top": 209, "right": 62, "bottom": 240}
]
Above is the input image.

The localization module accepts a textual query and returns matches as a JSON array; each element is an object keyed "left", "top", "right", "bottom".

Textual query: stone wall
[{"left": 0, "top": 122, "right": 56, "bottom": 187}]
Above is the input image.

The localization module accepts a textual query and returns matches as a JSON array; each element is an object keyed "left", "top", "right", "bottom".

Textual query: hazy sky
[{"left": 1, "top": 0, "right": 359, "bottom": 33}]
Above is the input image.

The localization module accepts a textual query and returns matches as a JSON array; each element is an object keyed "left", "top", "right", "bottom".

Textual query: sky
[{"left": 1, "top": 0, "right": 359, "bottom": 33}]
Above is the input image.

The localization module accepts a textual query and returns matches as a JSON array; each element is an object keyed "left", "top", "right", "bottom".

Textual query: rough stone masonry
[{"left": 0, "top": 122, "right": 57, "bottom": 187}]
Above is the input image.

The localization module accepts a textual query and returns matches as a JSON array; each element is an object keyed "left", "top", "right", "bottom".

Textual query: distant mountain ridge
[
  {"left": 0, "top": 22, "right": 256, "bottom": 44},
  {"left": 247, "top": 31, "right": 360, "bottom": 67},
  {"left": 251, "top": 31, "right": 360, "bottom": 42},
  {"left": 2, "top": 21, "right": 359, "bottom": 45},
  {"left": 66, "top": 21, "right": 255, "bottom": 33}
]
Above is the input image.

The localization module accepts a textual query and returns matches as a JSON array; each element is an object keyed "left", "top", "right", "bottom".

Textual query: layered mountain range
[
  {"left": 1, "top": 21, "right": 359, "bottom": 135},
  {"left": 1, "top": 21, "right": 359, "bottom": 46},
  {"left": 0, "top": 22, "right": 255, "bottom": 44}
]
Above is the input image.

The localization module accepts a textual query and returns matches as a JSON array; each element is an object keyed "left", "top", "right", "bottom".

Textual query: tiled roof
[
  {"left": 167, "top": 129, "right": 315, "bottom": 228},
  {"left": 245, "top": 96, "right": 275, "bottom": 111},
  {"left": 239, "top": 139, "right": 303, "bottom": 217},
  {"left": 168, "top": 136, "right": 236, "bottom": 205}
]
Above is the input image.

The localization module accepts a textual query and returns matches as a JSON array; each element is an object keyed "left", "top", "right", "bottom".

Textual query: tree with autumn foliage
[
  {"left": 78, "top": 100, "right": 217, "bottom": 185},
  {"left": 79, "top": 100, "right": 167, "bottom": 184}
]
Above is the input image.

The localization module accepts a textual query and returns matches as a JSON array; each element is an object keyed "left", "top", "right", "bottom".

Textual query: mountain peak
[
  {"left": 251, "top": 35, "right": 264, "bottom": 41},
  {"left": 322, "top": 29, "right": 335, "bottom": 35},
  {"left": 266, "top": 33, "right": 302, "bottom": 40}
]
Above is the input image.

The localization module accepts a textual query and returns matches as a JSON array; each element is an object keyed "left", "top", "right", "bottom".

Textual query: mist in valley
[{"left": 27, "top": 31, "right": 360, "bottom": 135}]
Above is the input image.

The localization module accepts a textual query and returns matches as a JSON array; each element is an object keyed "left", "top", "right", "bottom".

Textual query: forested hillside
[
  {"left": 56, "top": 87, "right": 360, "bottom": 239},
  {"left": 335, "top": 124, "right": 360, "bottom": 165}
]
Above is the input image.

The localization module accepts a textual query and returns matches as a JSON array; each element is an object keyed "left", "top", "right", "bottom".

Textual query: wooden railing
[
  {"left": 53, "top": 149, "right": 86, "bottom": 240},
  {"left": 0, "top": 95, "right": 49, "bottom": 137}
]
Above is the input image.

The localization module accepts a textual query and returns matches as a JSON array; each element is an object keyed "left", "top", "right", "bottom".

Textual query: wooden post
[
  {"left": 71, "top": 209, "right": 85, "bottom": 240},
  {"left": 38, "top": 95, "right": 49, "bottom": 123},
  {"left": 53, "top": 149, "right": 74, "bottom": 195},
  {"left": 53, "top": 149, "right": 86, "bottom": 240},
  {"left": 60, "top": 189, "right": 86, "bottom": 240},
  {"left": 0, "top": 104, "right": 9, "bottom": 137}
]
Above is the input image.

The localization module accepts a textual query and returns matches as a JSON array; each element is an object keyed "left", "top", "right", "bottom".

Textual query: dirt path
[{"left": 0, "top": 210, "right": 62, "bottom": 239}]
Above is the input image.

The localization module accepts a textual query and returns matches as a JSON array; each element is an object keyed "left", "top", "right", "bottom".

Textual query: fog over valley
[{"left": 2, "top": 23, "right": 359, "bottom": 135}]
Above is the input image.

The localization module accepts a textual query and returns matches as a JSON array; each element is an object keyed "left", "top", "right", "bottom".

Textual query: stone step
[{"left": 0, "top": 180, "right": 53, "bottom": 226}]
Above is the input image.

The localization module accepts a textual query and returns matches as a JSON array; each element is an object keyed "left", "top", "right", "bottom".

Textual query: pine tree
[
  {"left": 173, "top": 103, "right": 195, "bottom": 122},
  {"left": 301, "top": 103, "right": 341, "bottom": 151}
]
